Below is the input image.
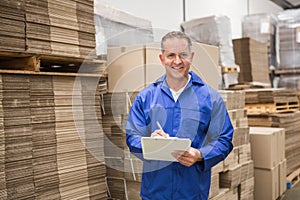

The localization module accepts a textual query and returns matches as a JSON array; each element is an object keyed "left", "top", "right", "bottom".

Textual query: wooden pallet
[
  {"left": 274, "top": 68, "right": 300, "bottom": 75},
  {"left": 286, "top": 168, "right": 300, "bottom": 189},
  {"left": 245, "top": 101, "right": 300, "bottom": 115},
  {"left": 221, "top": 65, "right": 240, "bottom": 73},
  {"left": 0, "top": 51, "right": 106, "bottom": 75},
  {"left": 228, "top": 82, "right": 271, "bottom": 90}
]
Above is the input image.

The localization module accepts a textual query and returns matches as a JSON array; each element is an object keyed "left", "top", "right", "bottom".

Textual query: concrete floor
[{"left": 280, "top": 181, "right": 300, "bottom": 200}]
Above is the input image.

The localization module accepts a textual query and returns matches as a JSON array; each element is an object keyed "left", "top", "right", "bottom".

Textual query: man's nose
[{"left": 173, "top": 54, "right": 183, "bottom": 64}]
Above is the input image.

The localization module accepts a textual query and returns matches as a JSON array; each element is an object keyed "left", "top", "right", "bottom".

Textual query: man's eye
[
  {"left": 180, "top": 53, "right": 189, "bottom": 58},
  {"left": 167, "top": 54, "right": 175, "bottom": 59}
]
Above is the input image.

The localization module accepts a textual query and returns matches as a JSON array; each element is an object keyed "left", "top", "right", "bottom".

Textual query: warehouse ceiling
[{"left": 270, "top": 0, "right": 300, "bottom": 9}]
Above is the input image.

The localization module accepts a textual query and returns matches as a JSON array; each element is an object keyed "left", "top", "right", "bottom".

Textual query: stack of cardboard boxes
[
  {"left": 249, "top": 127, "right": 286, "bottom": 200},
  {"left": 106, "top": 42, "right": 220, "bottom": 93}
]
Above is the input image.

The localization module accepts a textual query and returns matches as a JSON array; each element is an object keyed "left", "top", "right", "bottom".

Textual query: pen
[{"left": 156, "top": 121, "right": 163, "bottom": 130}]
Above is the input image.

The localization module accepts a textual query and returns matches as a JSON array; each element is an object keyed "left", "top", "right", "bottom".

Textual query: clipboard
[{"left": 141, "top": 137, "right": 191, "bottom": 161}]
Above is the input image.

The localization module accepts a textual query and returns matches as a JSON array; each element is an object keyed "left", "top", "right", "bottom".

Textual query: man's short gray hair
[{"left": 160, "top": 31, "right": 192, "bottom": 53}]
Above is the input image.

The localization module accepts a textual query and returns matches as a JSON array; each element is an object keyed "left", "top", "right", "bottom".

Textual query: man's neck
[{"left": 166, "top": 75, "right": 190, "bottom": 92}]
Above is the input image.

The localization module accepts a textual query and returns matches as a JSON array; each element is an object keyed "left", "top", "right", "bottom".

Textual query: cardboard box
[
  {"left": 279, "top": 159, "right": 287, "bottom": 196},
  {"left": 249, "top": 127, "right": 285, "bottom": 169},
  {"left": 254, "top": 166, "right": 279, "bottom": 200},
  {"left": 145, "top": 43, "right": 165, "bottom": 86},
  {"left": 106, "top": 42, "right": 219, "bottom": 92},
  {"left": 277, "top": 128, "right": 285, "bottom": 162},
  {"left": 107, "top": 45, "right": 145, "bottom": 92},
  {"left": 191, "top": 42, "right": 220, "bottom": 90}
]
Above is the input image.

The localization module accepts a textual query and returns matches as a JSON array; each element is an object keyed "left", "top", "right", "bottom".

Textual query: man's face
[{"left": 159, "top": 38, "right": 194, "bottom": 81}]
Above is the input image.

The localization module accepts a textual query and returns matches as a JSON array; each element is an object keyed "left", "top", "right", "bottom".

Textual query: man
[{"left": 126, "top": 31, "right": 234, "bottom": 200}]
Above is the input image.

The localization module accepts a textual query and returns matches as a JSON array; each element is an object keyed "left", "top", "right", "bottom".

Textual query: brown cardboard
[
  {"left": 249, "top": 127, "right": 277, "bottom": 169},
  {"left": 277, "top": 128, "right": 285, "bottom": 163},
  {"left": 249, "top": 127, "right": 285, "bottom": 169},
  {"left": 107, "top": 45, "right": 145, "bottom": 93},
  {"left": 191, "top": 42, "right": 220, "bottom": 90},
  {"left": 106, "top": 42, "right": 220, "bottom": 92},
  {"left": 279, "top": 159, "right": 287, "bottom": 196},
  {"left": 145, "top": 43, "right": 165, "bottom": 86},
  {"left": 254, "top": 166, "right": 279, "bottom": 200}
]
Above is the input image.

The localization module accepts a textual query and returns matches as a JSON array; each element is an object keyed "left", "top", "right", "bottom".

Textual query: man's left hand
[{"left": 172, "top": 147, "right": 203, "bottom": 166}]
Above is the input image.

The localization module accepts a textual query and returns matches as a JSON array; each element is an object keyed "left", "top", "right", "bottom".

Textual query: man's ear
[
  {"left": 190, "top": 52, "right": 195, "bottom": 60},
  {"left": 159, "top": 53, "right": 164, "bottom": 63}
]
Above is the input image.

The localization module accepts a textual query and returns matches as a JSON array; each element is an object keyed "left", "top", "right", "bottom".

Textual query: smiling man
[{"left": 126, "top": 31, "right": 234, "bottom": 200}]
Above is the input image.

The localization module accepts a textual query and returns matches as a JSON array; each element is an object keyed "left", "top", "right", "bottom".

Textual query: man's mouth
[{"left": 171, "top": 66, "right": 183, "bottom": 71}]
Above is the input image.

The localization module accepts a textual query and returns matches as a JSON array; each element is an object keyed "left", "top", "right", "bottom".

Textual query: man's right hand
[{"left": 151, "top": 129, "right": 169, "bottom": 138}]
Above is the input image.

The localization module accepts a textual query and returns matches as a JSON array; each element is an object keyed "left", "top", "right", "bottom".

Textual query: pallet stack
[
  {"left": 244, "top": 88, "right": 300, "bottom": 182},
  {"left": 244, "top": 88, "right": 299, "bottom": 115},
  {"left": 0, "top": 74, "right": 108, "bottom": 199},
  {"left": 0, "top": 1, "right": 111, "bottom": 199},
  {"left": 0, "top": 0, "right": 96, "bottom": 58}
]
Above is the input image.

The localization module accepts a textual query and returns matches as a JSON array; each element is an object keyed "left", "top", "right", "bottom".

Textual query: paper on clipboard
[{"left": 141, "top": 137, "right": 191, "bottom": 162}]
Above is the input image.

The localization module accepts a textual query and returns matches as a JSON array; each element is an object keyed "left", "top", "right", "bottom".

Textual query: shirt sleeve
[
  {"left": 199, "top": 90, "right": 234, "bottom": 171},
  {"left": 126, "top": 95, "right": 149, "bottom": 159}
]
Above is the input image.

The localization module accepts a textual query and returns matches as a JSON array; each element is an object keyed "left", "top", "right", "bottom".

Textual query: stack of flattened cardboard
[
  {"left": 244, "top": 88, "right": 299, "bottom": 114},
  {"left": 76, "top": 1, "right": 96, "bottom": 58},
  {"left": 242, "top": 14, "right": 278, "bottom": 69},
  {"left": 102, "top": 111, "right": 126, "bottom": 181},
  {"left": 245, "top": 88, "right": 299, "bottom": 103},
  {"left": 219, "top": 90, "right": 245, "bottom": 110},
  {"left": 25, "top": 0, "right": 51, "bottom": 54},
  {"left": 53, "top": 76, "right": 89, "bottom": 199},
  {"left": 53, "top": 76, "right": 105, "bottom": 199},
  {"left": 245, "top": 88, "right": 300, "bottom": 176},
  {"left": 48, "top": 0, "right": 80, "bottom": 57},
  {"left": 0, "top": 75, "right": 5, "bottom": 199},
  {"left": 29, "top": 75, "right": 61, "bottom": 199},
  {"left": 233, "top": 37, "right": 270, "bottom": 86},
  {"left": 1, "top": 74, "right": 34, "bottom": 199},
  {"left": 1, "top": 0, "right": 96, "bottom": 58},
  {"left": 80, "top": 76, "right": 107, "bottom": 199},
  {"left": 0, "top": 74, "right": 108, "bottom": 199},
  {"left": 209, "top": 90, "right": 254, "bottom": 200},
  {"left": 102, "top": 92, "right": 142, "bottom": 200},
  {"left": 101, "top": 93, "right": 127, "bottom": 184},
  {"left": 0, "top": 0, "right": 26, "bottom": 51}
]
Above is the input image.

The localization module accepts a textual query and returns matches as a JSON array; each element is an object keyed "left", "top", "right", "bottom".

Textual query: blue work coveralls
[{"left": 126, "top": 71, "right": 234, "bottom": 200}]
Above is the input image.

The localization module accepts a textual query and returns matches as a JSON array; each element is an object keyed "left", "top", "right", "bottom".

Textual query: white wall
[
  {"left": 186, "top": 0, "right": 283, "bottom": 38},
  {"left": 96, "top": 0, "right": 283, "bottom": 40}
]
